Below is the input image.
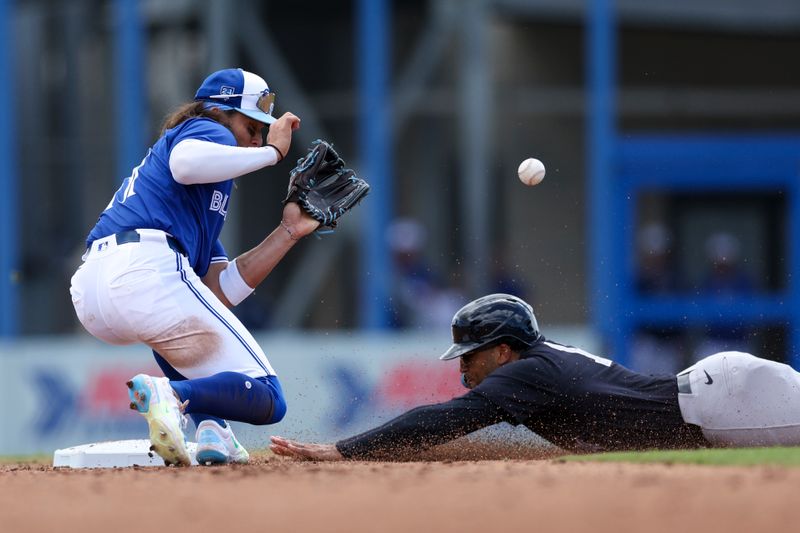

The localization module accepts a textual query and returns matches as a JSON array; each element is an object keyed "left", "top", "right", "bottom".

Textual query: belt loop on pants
[
  {"left": 677, "top": 371, "right": 693, "bottom": 394},
  {"left": 87, "top": 230, "right": 186, "bottom": 257}
]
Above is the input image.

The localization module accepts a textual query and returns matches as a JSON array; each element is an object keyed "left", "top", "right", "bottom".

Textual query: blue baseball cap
[{"left": 194, "top": 68, "right": 277, "bottom": 125}]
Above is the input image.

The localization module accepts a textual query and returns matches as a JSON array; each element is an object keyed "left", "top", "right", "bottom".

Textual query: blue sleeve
[
  {"left": 210, "top": 239, "right": 228, "bottom": 264},
  {"left": 195, "top": 240, "right": 228, "bottom": 278}
]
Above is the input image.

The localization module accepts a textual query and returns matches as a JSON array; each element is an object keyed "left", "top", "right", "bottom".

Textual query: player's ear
[
  {"left": 207, "top": 106, "right": 229, "bottom": 124},
  {"left": 496, "top": 343, "right": 514, "bottom": 365}
]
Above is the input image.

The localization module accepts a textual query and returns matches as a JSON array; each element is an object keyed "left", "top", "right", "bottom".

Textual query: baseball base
[{"left": 53, "top": 439, "right": 199, "bottom": 468}]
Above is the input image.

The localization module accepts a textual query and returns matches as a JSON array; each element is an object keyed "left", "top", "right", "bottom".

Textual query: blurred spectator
[
  {"left": 694, "top": 231, "right": 756, "bottom": 359},
  {"left": 631, "top": 223, "right": 686, "bottom": 374},
  {"left": 387, "top": 218, "right": 464, "bottom": 330},
  {"left": 701, "top": 232, "right": 754, "bottom": 295},
  {"left": 635, "top": 222, "right": 680, "bottom": 295}
]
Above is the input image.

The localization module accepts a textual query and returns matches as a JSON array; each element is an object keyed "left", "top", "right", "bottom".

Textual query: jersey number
[{"left": 105, "top": 151, "right": 151, "bottom": 210}]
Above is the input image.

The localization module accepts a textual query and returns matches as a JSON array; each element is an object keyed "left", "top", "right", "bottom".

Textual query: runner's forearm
[{"left": 335, "top": 394, "right": 506, "bottom": 460}]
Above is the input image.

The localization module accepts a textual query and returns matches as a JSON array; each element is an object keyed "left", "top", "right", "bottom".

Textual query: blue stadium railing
[
  {"left": 613, "top": 134, "right": 800, "bottom": 368},
  {"left": 586, "top": 0, "right": 800, "bottom": 368}
]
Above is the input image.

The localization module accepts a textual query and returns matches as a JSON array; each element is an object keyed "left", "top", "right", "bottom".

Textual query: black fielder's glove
[{"left": 283, "top": 139, "right": 370, "bottom": 228}]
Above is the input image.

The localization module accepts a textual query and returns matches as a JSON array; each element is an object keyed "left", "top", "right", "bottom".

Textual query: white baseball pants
[
  {"left": 677, "top": 351, "right": 800, "bottom": 447},
  {"left": 69, "top": 229, "right": 275, "bottom": 379}
]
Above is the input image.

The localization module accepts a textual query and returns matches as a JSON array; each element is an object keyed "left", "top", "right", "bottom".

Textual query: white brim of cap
[{"left": 236, "top": 107, "right": 277, "bottom": 125}]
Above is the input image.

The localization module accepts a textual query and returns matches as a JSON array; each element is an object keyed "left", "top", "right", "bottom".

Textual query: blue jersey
[{"left": 88, "top": 118, "right": 235, "bottom": 277}]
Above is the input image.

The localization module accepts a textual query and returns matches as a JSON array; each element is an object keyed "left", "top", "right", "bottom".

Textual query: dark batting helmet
[{"left": 439, "top": 293, "right": 541, "bottom": 360}]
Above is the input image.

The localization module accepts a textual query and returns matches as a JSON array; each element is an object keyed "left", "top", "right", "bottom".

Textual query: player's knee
[
  {"left": 252, "top": 392, "right": 285, "bottom": 425},
  {"left": 252, "top": 375, "right": 286, "bottom": 425},
  {"left": 267, "top": 393, "right": 287, "bottom": 424}
]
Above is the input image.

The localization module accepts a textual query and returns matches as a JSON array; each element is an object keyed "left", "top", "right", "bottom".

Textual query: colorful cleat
[
  {"left": 126, "top": 374, "right": 191, "bottom": 467},
  {"left": 195, "top": 420, "right": 249, "bottom": 466}
]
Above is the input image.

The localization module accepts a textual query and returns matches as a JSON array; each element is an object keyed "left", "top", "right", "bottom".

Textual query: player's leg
[
  {"left": 126, "top": 251, "right": 287, "bottom": 464},
  {"left": 148, "top": 324, "right": 286, "bottom": 466},
  {"left": 153, "top": 351, "right": 263, "bottom": 465},
  {"left": 152, "top": 351, "right": 226, "bottom": 428},
  {"left": 71, "top": 236, "right": 194, "bottom": 465},
  {"left": 73, "top": 235, "right": 286, "bottom": 464},
  {"left": 169, "top": 372, "right": 287, "bottom": 465},
  {"left": 93, "top": 240, "right": 284, "bottom": 423},
  {"left": 677, "top": 351, "right": 800, "bottom": 446},
  {"left": 154, "top": 339, "right": 288, "bottom": 427},
  {"left": 132, "top": 251, "right": 286, "bottom": 420}
]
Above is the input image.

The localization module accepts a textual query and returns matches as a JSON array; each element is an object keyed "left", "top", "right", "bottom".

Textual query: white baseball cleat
[
  {"left": 195, "top": 420, "right": 250, "bottom": 466},
  {"left": 126, "top": 374, "right": 191, "bottom": 467}
]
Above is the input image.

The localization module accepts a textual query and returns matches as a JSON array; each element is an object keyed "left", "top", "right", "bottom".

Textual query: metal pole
[
  {"left": 0, "top": 0, "right": 18, "bottom": 337},
  {"left": 357, "top": 0, "right": 393, "bottom": 329},
  {"left": 459, "top": 0, "right": 491, "bottom": 298},
  {"left": 206, "top": 0, "right": 233, "bottom": 72},
  {"left": 587, "top": 0, "right": 620, "bottom": 359},
  {"left": 237, "top": 2, "right": 344, "bottom": 327},
  {"left": 205, "top": 0, "right": 239, "bottom": 254},
  {"left": 63, "top": 3, "right": 84, "bottom": 254},
  {"left": 790, "top": 175, "right": 800, "bottom": 368},
  {"left": 113, "top": 0, "right": 145, "bottom": 183}
]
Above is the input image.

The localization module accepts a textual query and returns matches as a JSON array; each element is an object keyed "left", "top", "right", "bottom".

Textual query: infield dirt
[{"left": 1, "top": 454, "right": 796, "bottom": 533}]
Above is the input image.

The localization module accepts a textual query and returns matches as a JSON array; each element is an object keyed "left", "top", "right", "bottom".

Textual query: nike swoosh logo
[{"left": 704, "top": 370, "right": 713, "bottom": 385}]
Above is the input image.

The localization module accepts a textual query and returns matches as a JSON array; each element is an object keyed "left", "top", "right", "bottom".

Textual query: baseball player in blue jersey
[
  {"left": 271, "top": 294, "right": 800, "bottom": 461},
  {"left": 69, "top": 68, "right": 320, "bottom": 466}
]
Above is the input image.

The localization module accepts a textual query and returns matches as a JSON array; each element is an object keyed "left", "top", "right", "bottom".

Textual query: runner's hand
[{"left": 270, "top": 436, "right": 344, "bottom": 461}]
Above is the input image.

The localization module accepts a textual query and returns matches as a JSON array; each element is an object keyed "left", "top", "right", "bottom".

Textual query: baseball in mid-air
[{"left": 517, "top": 158, "right": 546, "bottom": 186}]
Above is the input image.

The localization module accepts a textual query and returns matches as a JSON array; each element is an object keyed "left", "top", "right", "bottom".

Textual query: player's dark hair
[{"left": 160, "top": 101, "right": 234, "bottom": 135}]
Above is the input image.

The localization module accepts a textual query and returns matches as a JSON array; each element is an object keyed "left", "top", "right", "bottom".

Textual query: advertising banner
[{"left": 0, "top": 328, "right": 596, "bottom": 455}]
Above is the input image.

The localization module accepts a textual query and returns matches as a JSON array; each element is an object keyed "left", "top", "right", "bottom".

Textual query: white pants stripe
[{"left": 175, "top": 253, "right": 269, "bottom": 374}]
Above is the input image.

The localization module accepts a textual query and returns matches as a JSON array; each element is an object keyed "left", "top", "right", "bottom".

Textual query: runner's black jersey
[{"left": 336, "top": 337, "right": 708, "bottom": 459}]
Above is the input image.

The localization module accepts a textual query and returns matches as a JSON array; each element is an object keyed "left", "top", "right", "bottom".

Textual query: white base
[{"left": 53, "top": 439, "right": 199, "bottom": 468}]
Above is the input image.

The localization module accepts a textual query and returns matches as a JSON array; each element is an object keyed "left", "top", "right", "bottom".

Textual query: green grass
[
  {"left": 564, "top": 447, "right": 800, "bottom": 467},
  {"left": 0, "top": 454, "right": 51, "bottom": 465}
]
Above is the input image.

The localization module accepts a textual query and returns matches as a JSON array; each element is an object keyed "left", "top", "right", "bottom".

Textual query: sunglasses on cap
[{"left": 209, "top": 90, "right": 276, "bottom": 115}]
